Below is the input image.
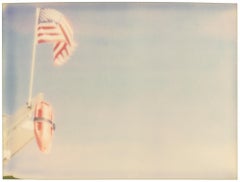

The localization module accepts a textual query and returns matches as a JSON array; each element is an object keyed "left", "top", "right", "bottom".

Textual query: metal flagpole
[{"left": 27, "top": 8, "right": 40, "bottom": 108}]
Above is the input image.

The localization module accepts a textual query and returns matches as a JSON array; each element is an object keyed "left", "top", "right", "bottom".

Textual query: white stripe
[
  {"left": 37, "top": 22, "right": 57, "bottom": 28},
  {"left": 58, "top": 22, "right": 73, "bottom": 45},
  {"left": 58, "top": 50, "right": 69, "bottom": 62},
  {"left": 37, "top": 28, "right": 62, "bottom": 35},
  {"left": 60, "top": 25, "right": 73, "bottom": 43},
  {"left": 62, "top": 48, "right": 69, "bottom": 58},
  {"left": 54, "top": 43, "right": 74, "bottom": 59},
  {"left": 54, "top": 60, "right": 63, "bottom": 66},
  {"left": 66, "top": 44, "right": 75, "bottom": 55},
  {"left": 37, "top": 35, "right": 65, "bottom": 42},
  {"left": 60, "top": 17, "right": 73, "bottom": 36},
  {"left": 55, "top": 55, "right": 66, "bottom": 65},
  {"left": 53, "top": 42, "right": 65, "bottom": 57},
  {"left": 55, "top": 55, "right": 68, "bottom": 64}
]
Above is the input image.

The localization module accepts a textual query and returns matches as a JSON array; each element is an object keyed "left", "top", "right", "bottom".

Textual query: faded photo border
[{"left": 1, "top": 0, "right": 239, "bottom": 181}]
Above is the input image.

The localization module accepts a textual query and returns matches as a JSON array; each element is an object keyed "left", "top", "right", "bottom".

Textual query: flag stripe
[
  {"left": 54, "top": 45, "right": 67, "bottom": 59},
  {"left": 54, "top": 42, "right": 65, "bottom": 56},
  {"left": 37, "top": 35, "right": 65, "bottom": 43},
  {"left": 37, "top": 28, "right": 59, "bottom": 34},
  {"left": 54, "top": 43, "right": 70, "bottom": 60},
  {"left": 53, "top": 42, "right": 61, "bottom": 51},
  {"left": 59, "top": 25, "right": 71, "bottom": 45},
  {"left": 38, "top": 33, "right": 60, "bottom": 36},
  {"left": 37, "top": 26, "right": 56, "bottom": 30},
  {"left": 56, "top": 44, "right": 74, "bottom": 60}
]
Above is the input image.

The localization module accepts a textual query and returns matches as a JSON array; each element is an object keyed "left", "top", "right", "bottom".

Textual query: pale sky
[{"left": 2, "top": 2, "right": 237, "bottom": 179}]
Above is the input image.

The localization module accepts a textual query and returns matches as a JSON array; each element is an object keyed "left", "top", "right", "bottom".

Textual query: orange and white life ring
[{"left": 34, "top": 101, "right": 55, "bottom": 153}]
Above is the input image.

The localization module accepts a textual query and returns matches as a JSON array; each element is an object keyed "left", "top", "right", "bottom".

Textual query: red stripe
[
  {"left": 59, "top": 24, "right": 71, "bottom": 46},
  {"left": 38, "top": 39, "right": 55, "bottom": 43},
  {"left": 54, "top": 43, "right": 68, "bottom": 59},
  {"left": 38, "top": 40, "right": 49, "bottom": 43},
  {"left": 54, "top": 52, "right": 63, "bottom": 62},
  {"left": 53, "top": 42, "right": 61, "bottom": 51},
  {"left": 37, "top": 26, "right": 56, "bottom": 30},
  {"left": 54, "top": 43, "right": 69, "bottom": 59},
  {"left": 54, "top": 52, "right": 65, "bottom": 63},
  {"left": 37, "top": 33, "right": 60, "bottom": 37}
]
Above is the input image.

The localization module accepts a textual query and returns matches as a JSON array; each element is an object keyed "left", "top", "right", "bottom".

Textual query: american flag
[{"left": 36, "top": 8, "right": 76, "bottom": 66}]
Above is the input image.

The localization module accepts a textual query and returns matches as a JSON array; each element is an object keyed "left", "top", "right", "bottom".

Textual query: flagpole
[{"left": 27, "top": 8, "right": 40, "bottom": 108}]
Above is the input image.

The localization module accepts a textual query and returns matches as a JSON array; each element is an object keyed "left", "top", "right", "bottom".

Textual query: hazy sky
[{"left": 2, "top": 2, "right": 237, "bottom": 179}]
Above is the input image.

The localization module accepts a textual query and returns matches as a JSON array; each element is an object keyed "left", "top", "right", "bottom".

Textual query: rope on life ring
[{"left": 34, "top": 117, "right": 56, "bottom": 130}]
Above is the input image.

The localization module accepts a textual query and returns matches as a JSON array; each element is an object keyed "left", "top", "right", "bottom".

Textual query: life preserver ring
[{"left": 33, "top": 101, "right": 55, "bottom": 153}]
